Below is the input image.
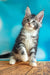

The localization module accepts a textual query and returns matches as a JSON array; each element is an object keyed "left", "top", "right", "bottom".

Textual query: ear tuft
[
  {"left": 35, "top": 10, "right": 44, "bottom": 23},
  {"left": 25, "top": 7, "right": 31, "bottom": 17}
]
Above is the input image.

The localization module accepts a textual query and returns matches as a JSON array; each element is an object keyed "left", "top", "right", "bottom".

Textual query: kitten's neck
[
  {"left": 23, "top": 27, "right": 34, "bottom": 32},
  {"left": 22, "top": 27, "right": 39, "bottom": 36}
]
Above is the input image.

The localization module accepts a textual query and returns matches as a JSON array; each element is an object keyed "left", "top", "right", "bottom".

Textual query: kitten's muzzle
[
  {"left": 28, "top": 22, "right": 31, "bottom": 27},
  {"left": 28, "top": 22, "right": 30, "bottom": 25}
]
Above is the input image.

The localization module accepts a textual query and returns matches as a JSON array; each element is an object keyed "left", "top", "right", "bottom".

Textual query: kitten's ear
[
  {"left": 25, "top": 7, "right": 31, "bottom": 17},
  {"left": 35, "top": 10, "right": 44, "bottom": 23}
]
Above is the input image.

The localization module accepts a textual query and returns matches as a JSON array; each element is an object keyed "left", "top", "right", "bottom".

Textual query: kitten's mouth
[
  {"left": 28, "top": 23, "right": 32, "bottom": 27},
  {"left": 29, "top": 24, "right": 32, "bottom": 27},
  {"left": 28, "top": 24, "right": 32, "bottom": 27}
]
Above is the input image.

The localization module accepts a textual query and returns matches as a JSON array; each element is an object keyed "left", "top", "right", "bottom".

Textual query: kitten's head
[{"left": 22, "top": 7, "right": 44, "bottom": 31}]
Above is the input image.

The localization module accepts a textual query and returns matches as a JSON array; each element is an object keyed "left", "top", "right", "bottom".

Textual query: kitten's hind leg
[
  {"left": 9, "top": 56, "right": 16, "bottom": 65},
  {"left": 29, "top": 48, "right": 37, "bottom": 66}
]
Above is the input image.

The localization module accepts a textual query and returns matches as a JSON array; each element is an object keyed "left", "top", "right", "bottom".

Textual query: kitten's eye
[
  {"left": 33, "top": 20, "right": 35, "bottom": 22},
  {"left": 27, "top": 19, "right": 29, "bottom": 22}
]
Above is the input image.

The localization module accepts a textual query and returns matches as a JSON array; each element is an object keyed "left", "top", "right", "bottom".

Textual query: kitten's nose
[{"left": 28, "top": 22, "right": 30, "bottom": 25}]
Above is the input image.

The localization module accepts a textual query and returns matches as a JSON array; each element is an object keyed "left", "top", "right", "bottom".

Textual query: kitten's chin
[
  {"left": 24, "top": 26, "right": 34, "bottom": 31},
  {"left": 27, "top": 28, "right": 33, "bottom": 31}
]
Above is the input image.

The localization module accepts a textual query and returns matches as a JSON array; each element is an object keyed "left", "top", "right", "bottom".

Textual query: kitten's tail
[{"left": 0, "top": 53, "right": 11, "bottom": 58}]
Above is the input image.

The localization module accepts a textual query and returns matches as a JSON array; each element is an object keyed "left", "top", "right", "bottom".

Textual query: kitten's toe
[
  {"left": 21, "top": 54, "right": 28, "bottom": 62},
  {"left": 9, "top": 59, "right": 16, "bottom": 65},
  {"left": 29, "top": 62, "right": 37, "bottom": 67}
]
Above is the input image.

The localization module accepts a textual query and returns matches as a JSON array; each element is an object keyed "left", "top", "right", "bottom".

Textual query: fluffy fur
[{"left": 9, "top": 7, "right": 44, "bottom": 66}]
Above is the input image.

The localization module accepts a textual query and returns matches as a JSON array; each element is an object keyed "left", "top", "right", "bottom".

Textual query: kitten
[{"left": 9, "top": 7, "right": 44, "bottom": 66}]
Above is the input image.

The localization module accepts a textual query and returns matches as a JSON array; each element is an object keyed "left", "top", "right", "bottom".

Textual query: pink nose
[{"left": 28, "top": 22, "right": 30, "bottom": 25}]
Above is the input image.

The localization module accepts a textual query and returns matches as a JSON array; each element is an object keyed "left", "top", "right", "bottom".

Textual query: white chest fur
[
  {"left": 25, "top": 32, "right": 32, "bottom": 50},
  {"left": 24, "top": 30, "right": 38, "bottom": 52}
]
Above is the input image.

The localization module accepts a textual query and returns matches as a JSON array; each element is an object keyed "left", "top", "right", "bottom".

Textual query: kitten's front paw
[
  {"left": 9, "top": 59, "right": 16, "bottom": 65},
  {"left": 21, "top": 54, "right": 28, "bottom": 62},
  {"left": 29, "top": 62, "right": 37, "bottom": 67}
]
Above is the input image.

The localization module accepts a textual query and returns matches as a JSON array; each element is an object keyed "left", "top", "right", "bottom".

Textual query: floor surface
[{"left": 0, "top": 61, "right": 50, "bottom": 75}]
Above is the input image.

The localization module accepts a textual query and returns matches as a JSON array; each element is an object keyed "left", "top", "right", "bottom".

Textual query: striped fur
[{"left": 9, "top": 7, "right": 44, "bottom": 66}]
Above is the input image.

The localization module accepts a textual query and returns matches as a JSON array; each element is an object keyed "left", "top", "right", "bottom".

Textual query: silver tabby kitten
[{"left": 9, "top": 7, "right": 44, "bottom": 66}]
